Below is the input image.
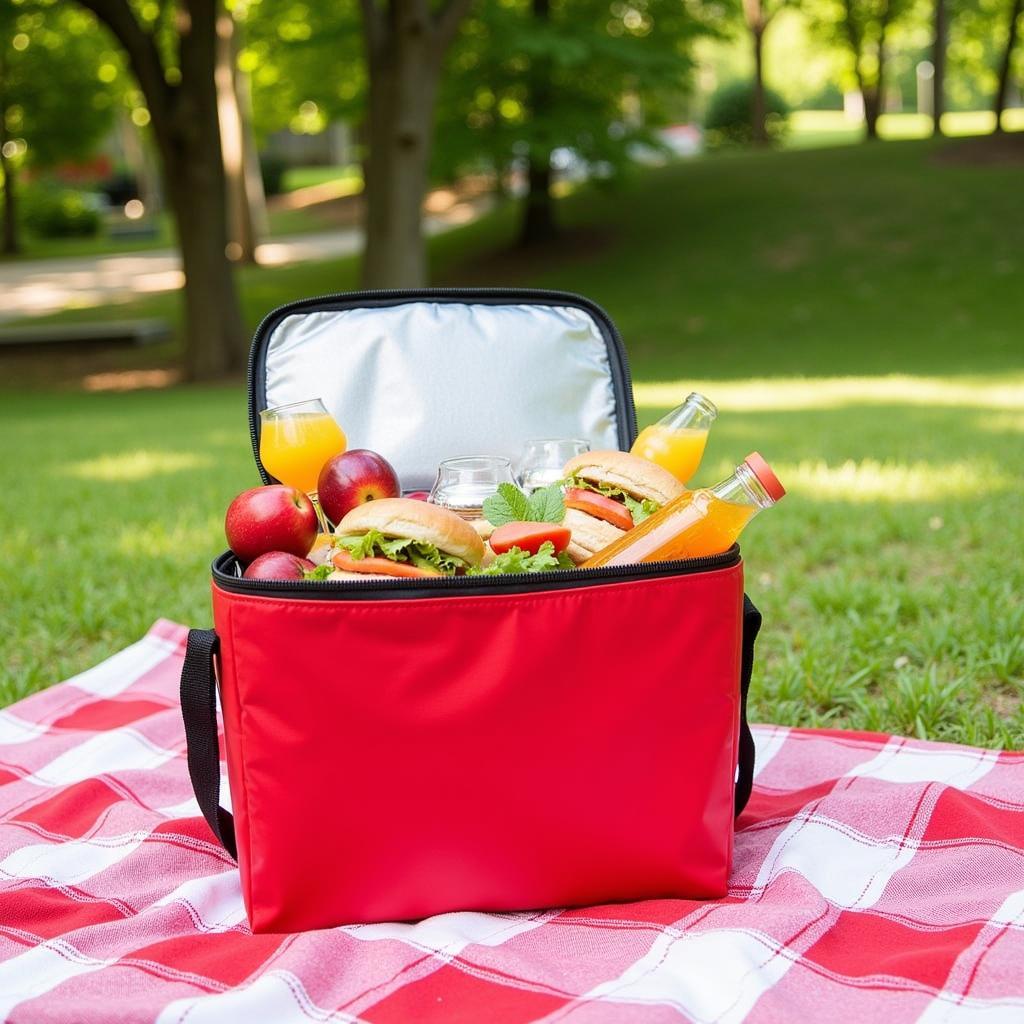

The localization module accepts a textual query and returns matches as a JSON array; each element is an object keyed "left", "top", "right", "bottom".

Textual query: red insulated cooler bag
[{"left": 180, "top": 288, "right": 761, "bottom": 933}]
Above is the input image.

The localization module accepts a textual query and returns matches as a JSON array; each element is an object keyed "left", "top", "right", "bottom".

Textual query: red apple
[
  {"left": 405, "top": 490, "right": 431, "bottom": 501},
  {"left": 318, "top": 449, "right": 400, "bottom": 524},
  {"left": 243, "top": 551, "right": 316, "bottom": 580},
  {"left": 225, "top": 485, "right": 317, "bottom": 562}
]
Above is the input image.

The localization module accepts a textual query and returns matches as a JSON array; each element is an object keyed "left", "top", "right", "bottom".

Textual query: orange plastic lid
[{"left": 743, "top": 452, "right": 786, "bottom": 502}]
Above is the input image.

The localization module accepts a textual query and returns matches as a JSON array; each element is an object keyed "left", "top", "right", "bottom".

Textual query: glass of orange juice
[
  {"left": 259, "top": 398, "right": 347, "bottom": 531},
  {"left": 630, "top": 392, "right": 717, "bottom": 484}
]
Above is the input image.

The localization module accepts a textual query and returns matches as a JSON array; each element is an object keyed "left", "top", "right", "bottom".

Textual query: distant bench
[{"left": 0, "top": 319, "right": 171, "bottom": 348}]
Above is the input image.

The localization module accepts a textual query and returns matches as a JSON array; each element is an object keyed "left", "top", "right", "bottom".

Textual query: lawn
[{"left": 2, "top": 136, "right": 1022, "bottom": 746}]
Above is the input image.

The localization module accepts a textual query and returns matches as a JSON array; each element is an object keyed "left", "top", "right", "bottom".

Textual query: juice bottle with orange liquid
[
  {"left": 581, "top": 452, "right": 785, "bottom": 567},
  {"left": 630, "top": 392, "right": 717, "bottom": 484}
]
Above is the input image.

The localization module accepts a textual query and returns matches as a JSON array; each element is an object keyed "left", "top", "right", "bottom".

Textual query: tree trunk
[
  {"left": 519, "top": 0, "right": 557, "bottom": 245},
  {"left": 932, "top": 0, "right": 946, "bottom": 135},
  {"left": 752, "top": 25, "right": 768, "bottom": 145},
  {"left": 76, "top": 0, "right": 247, "bottom": 380},
  {"left": 0, "top": 55, "right": 18, "bottom": 254},
  {"left": 993, "top": 0, "right": 1023, "bottom": 132},
  {"left": 0, "top": 109, "right": 18, "bottom": 255},
  {"left": 216, "top": 11, "right": 266, "bottom": 263},
  {"left": 520, "top": 153, "right": 557, "bottom": 245},
  {"left": 165, "top": 1, "right": 247, "bottom": 379},
  {"left": 862, "top": 18, "right": 889, "bottom": 141},
  {"left": 360, "top": 6, "right": 441, "bottom": 288}
]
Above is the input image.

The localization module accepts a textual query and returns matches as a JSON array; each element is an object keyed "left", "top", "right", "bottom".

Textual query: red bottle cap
[{"left": 743, "top": 452, "right": 786, "bottom": 502}]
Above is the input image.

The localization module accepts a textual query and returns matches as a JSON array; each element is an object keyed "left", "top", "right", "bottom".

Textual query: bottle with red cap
[{"left": 580, "top": 452, "right": 786, "bottom": 567}]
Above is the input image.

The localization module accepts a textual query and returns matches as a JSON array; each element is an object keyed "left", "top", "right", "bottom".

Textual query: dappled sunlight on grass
[
  {"left": 634, "top": 375, "right": 1024, "bottom": 413},
  {"left": 116, "top": 521, "right": 221, "bottom": 558},
  {"left": 975, "top": 412, "right": 1024, "bottom": 434},
  {"left": 778, "top": 458, "right": 1013, "bottom": 503},
  {"left": 59, "top": 450, "right": 215, "bottom": 482}
]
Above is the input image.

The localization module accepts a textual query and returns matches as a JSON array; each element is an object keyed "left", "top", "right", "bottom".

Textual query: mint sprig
[{"left": 483, "top": 481, "right": 565, "bottom": 526}]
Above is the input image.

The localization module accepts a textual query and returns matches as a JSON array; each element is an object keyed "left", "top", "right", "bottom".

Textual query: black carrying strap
[
  {"left": 180, "top": 629, "right": 237, "bottom": 859},
  {"left": 181, "top": 599, "right": 762, "bottom": 858},
  {"left": 735, "top": 595, "right": 762, "bottom": 817}
]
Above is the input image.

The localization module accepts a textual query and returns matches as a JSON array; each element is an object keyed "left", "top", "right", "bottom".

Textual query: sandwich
[
  {"left": 331, "top": 498, "right": 486, "bottom": 579},
  {"left": 560, "top": 450, "right": 685, "bottom": 563}
]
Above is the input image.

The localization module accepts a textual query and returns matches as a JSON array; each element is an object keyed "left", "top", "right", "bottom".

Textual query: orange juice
[
  {"left": 631, "top": 425, "right": 709, "bottom": 484},
  {"left": 260, "top": 413, "right": 347, "bottom": 494},
  {"left": 582, "top": 453, "right": 785, "bottom": 567}
]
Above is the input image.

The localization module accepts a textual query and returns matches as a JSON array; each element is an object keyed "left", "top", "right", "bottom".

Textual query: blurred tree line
[{"left": 0, "top": 0, "right": 1021, "bottom": 378}]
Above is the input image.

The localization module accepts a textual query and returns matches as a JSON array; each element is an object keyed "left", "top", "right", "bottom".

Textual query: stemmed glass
[
  {"left": 259, "top": 398, "right": 347, "bottom": 533},
  {"left": 516, "top": 438, "right": 590, "bottom": 494},
  {"left": 429, "top": 456, "right": 516, "bottom": 520}
]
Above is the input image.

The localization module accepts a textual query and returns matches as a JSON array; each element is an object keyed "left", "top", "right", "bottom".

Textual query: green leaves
[
  {"left": 303, "top": 563, "right": 334, "bottom": 580},
  {"left": 468, "top": 541, "right": 574, "bottom": 575},
  {"left": 483, "top": 482, "right": 565, "bottom": 526},
  {"left": 334, "top": 530, "right": 466, "bottom": 574},
  {"left": 483, "top": 482, "right": 532, "bottom": 526},
  {"left": 563, "top": 473, "right": 660, "bottom": 523}
]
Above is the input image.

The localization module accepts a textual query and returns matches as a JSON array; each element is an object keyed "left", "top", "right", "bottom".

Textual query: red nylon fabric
[
  {"left": 2, "top": 623, "right": 1023, "bottom": 1022},
  {"left": 212, "top": 564, "right": 745, "bottom": 931}
]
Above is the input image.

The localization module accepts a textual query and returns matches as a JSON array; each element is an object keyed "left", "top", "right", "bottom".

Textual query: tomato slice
[
  {"left": 490, "top": 521, "right": 572, "bottom": 556},
  {"left": 332, "top": 549, "right": 440, "bottom": 578},
  {"left": 564, "top": 488, "right": 634, "bottom": 531}
]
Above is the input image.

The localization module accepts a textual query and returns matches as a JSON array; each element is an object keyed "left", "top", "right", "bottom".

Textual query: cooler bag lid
[{"left": 248, "top": 289, "right": 638, "bottom": 491}]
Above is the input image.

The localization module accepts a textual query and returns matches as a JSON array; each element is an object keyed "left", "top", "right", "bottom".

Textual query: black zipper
[
  {"left": 245, "top": 288, "right": 637, "bottom": 485},
  {"left": 213, "top": 545, "right": 740, "bottom": 601}
]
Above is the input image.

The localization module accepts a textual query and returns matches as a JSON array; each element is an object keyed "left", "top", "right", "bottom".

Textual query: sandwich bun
[
  {"left": 335, "top": 497, "right": 485, "bottom": 568},
  {"left": 563, "top": 507, "right": 626, "bottom": 564},
  {"left": 563, "top": 449, "right": 685, "bottom": 506}
]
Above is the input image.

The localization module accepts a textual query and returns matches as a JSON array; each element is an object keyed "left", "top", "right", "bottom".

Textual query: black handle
[
  {"left": 735, "top": 595, "right": 761, "bottom": 817},
  {"left": 180, "top": 629, "right": 237, "bottom": 859}
]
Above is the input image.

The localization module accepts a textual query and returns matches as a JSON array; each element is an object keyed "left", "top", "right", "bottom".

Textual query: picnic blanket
[{"left": 1, "top": 622, "right": 1022, "bottom": 1023}]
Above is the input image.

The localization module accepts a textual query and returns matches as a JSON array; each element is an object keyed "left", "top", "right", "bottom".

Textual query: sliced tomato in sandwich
[
  {"left": 564, "top": 488, "right": 634, "bottom": 531},
  {"left": 332, "top": 549, "right": 440, "bottom": 578},
  {"left": 490, "top": 521, "right": 571, "bottom": 556}
]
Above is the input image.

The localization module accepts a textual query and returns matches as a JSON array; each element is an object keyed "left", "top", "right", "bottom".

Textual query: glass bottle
[
  {"left": 581, "top": 452, "right": 785, "bottom": 567},
  {"left": 629, "top": 392, "right": 718, "bottom": 484}
]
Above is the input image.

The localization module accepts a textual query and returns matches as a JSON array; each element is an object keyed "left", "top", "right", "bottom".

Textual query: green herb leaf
[
  {"left": 526, "top": 483, "right": 566, "bottom": 524},
  {"left": 482, "top": 481, "right": 532, "bottom": 526}
]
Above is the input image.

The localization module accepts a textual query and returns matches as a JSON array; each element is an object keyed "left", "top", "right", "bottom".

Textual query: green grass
[
  {"left": 3, "top": 136, "right": 1023, "bottom": 746},
  {"left": 785, "top": 109, "right": 1024, "bottom": 149},
  {"left": 280, "top": 164, "right": 362, "bottom": 193}
]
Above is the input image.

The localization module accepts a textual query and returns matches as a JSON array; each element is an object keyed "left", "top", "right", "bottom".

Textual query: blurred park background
[{"left": 1, "top": 0, "right": 1022, "bottom": 744}]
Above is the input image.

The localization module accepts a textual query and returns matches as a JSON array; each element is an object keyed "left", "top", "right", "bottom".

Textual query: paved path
[{"left": 0, "top": 199, "right": 488, "bottom": 324}]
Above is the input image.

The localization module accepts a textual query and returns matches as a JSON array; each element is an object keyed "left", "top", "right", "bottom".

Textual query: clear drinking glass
[
  {"left": 428, "top": 456, "right": 516, "bottom": 520},
  {"left": 516, "top": 438, "right": 590, "bottom": 494},
  {"left": 259, "top": 397, "right": 347, "bottom": 533}
]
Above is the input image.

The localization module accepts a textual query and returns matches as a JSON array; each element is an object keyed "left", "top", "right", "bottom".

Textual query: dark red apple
[
  {"left": 405, "top": 490, "right": 431, "bottom": 501},
  {"left": 225, "top": 485, "right": 317, "bottom": 562},
  {"left": 243, "top": 551, "right": 316, "bottom": 580},
  {"left": 318, "top": 449, "right": 400, "bottom": 524}
]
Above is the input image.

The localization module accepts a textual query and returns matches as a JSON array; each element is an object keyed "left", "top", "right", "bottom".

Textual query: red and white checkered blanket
[{"left": 1, "top": 621, "right": 1022, "bottom": 1023}]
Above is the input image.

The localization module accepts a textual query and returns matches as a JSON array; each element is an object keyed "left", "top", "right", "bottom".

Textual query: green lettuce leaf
[
  {"left": 564, "top": 473, "right": 661, "bottom": 524},
  {"left": 335, "top": 529, "right": 467, "bottom": 575},
  {"left": 303, "top": 563, "right": 334, "bottom": 581},
  {"left": 468, "top": 541, "right": 574, "bottom": 576}
]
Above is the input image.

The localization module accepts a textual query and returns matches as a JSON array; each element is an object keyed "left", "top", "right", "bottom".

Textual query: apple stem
[{"left": 308, "top": 492, "right": 333, "bottom": 535}]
